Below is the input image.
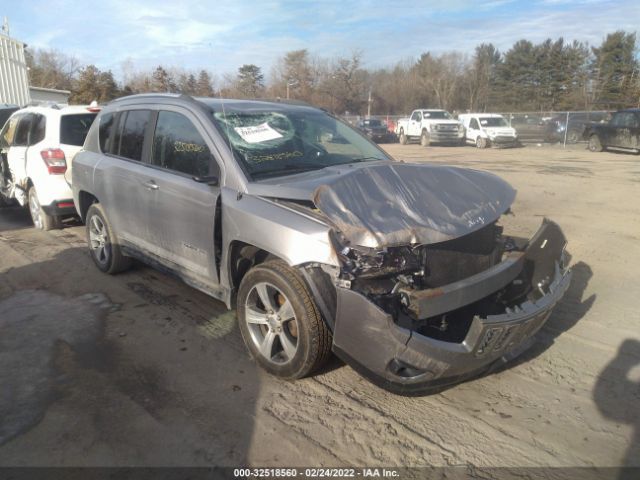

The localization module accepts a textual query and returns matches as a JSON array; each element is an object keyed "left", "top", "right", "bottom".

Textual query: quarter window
[
  {"left": 98, "top": 113, "right": 116, "bottom": 153},
  {"left": 152, "top": 111, "right": 213, "bottom": 177},
  {"left": 117, "top": 110, "right": 150, "bottom": 161}
]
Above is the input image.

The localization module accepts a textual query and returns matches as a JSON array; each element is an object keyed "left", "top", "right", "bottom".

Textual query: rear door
[
  {"left": 140, "top": 107, "right": 221, "bottom": 286},
  {"left": 6, "top": 114, "right": 33, "bottom": 193},
  {"left": 611, "top": 112, "right": 640, "bottom": 149},
  {"left": 100, "top": 109, "right": 155, "bottom": 246}
]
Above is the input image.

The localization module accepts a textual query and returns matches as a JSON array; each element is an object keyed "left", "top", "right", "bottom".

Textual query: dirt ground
[{"left": 0, "top": 143, "right": 638, "bottom": 469}]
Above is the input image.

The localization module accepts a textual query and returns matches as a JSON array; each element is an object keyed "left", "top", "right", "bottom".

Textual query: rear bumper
[
  {"left": 331, "top": 219, "right": 571, "bottom": 394},
  {"left": 41, "top": 199, "right": 77, "bottom": 216}
]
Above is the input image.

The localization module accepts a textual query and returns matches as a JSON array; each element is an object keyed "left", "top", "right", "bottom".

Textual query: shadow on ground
[
  {"left": 0, "top": 247, "right": 261, "bottom": 466},
  {"left": 594, "top": 338, "right": 640, "bottom": 471}
]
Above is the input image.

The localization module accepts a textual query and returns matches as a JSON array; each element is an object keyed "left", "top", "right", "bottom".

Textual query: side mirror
[{"left": 192, "top": 175, "right": 219, "bottom": 186}]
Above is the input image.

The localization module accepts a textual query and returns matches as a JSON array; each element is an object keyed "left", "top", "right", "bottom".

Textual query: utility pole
[
  {"left": 286, "top": 79, "right": 298, "bottom": 100},
  {"left": 367, "top": 88, "right": 372, "bottom": 118}
]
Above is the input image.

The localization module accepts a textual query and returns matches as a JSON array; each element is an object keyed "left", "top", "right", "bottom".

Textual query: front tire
[
  {"left": 476, "top": 136, "right": 488, "bottom": 149},
  {"left": 588, "top": 135, "right": 603, "bottom": 152},
  {"left": 399, "top": 129, "right": 408, "bottom": 145},
  {"left": 237, "top": 260, "right": 332, "bottom": 379},
  {"left": 420, "top": 130, "right": 430, "bottom": 147},
  {"left": 28, "top": 187, "right": 61, "bottom": 231},
  {"left": 85, "top": 203, "right": 132, "bottom": 274}
]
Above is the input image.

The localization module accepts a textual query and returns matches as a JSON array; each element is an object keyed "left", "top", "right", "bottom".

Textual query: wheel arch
[{"left": 77, "top": 191, "right": 99, "bottom": 222}]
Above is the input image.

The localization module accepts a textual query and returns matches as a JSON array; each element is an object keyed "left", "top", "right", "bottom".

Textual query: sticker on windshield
[{"left": 234, "top": 122, "right": 283, "bottom": 143}]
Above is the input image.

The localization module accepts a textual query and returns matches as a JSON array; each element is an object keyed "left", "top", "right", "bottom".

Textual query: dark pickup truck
[{"left": 586, "top": 109, "right": 640, "bottom": 153}]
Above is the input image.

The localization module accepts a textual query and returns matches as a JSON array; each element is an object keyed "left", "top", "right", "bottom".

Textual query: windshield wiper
[{"left": 253, "top": 163, "right": 328, "bottom": 179}]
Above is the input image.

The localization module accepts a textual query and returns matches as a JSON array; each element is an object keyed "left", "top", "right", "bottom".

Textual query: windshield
[
  {"left": 212, "top": 109, "right": 390, "bottom": 179},
  {"left": 479, "top": 117, "right": 508, "bottom": 127},
  {"left": 423, "top": 111, "right": 452, "bottom": 119}
]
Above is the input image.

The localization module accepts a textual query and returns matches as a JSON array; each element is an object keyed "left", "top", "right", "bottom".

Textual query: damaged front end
[{"left": 329, "top": 218, "right": 571, "bottom": 394}]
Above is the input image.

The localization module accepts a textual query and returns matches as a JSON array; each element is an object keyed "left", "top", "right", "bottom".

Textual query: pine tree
[
  {"left": 195, "top": 70, "right": 214, "bottom": 97},
  {"left": 591, "top": 31, "right": 639, "bottom": 107},
  {"left": 152, "top": 66, "right": 176, "bottom": 93},
  {"left": 237, "top": 64, "right": 264, "bottom": 98}
]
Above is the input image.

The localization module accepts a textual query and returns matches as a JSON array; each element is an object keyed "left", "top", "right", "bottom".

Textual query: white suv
[{"left": 0, "top": 105, "right": 99, "bottom": 229}]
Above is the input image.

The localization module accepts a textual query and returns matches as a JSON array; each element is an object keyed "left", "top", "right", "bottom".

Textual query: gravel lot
[{"left": 0, "top": 143, "right": 638, "bottom": 468}]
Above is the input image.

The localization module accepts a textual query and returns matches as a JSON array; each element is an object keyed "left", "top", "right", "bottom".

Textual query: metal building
[{"left": 0, "top": 30, "right": 31, "bottom": 106}]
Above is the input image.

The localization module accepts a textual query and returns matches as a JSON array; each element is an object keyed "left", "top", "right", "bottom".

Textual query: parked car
[
  {"left": 0, "top": 104, "right": 100, "bottom": 227},
  {"left": 395, "top": 109, "right": 465, "bottom": 146},
  {"left": 72, "top": 94, "right": 571, "bottom": 393},
  {"left": 356, "top": 118, "right": 394, "bottom": 143},
  {"left": 508, "top": 115, "right": 548, "bottom": 143},
  {"left": 545, "top": 112, "right": 609, "bottom": 144},
  {"left": 458, "top": 113, "right": 518, "bottom": 148},
  {"left": 585, "top": 109, "right": 640, "bottom": 153}
]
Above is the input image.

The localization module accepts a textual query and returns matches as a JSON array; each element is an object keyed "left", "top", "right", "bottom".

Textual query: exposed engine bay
[{"left": 327, "top": 217, "right": 562, "bottom": 344}]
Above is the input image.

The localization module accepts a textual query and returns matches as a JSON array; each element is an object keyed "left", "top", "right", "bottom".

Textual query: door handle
[{"left": 142, "top": 180, "right": 159, "bottom": 190}]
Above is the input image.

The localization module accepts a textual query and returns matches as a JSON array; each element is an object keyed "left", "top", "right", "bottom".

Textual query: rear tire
[
  {"left": 399, "top": 129, "right": 408, "bottom": 145},
  {"left": 237, "top": 260, "right": 332, "bottom": 379},
  {"left": 588, "top": 135, "right": 603, "bottom": 152},
  {"left": 420, "top": 130, "right": 430, "bottom": 147},
  {"left": 28, "top": 187, "right": 61, "bottom": 231},
  {"left": 85, "top": 203, "right": 132, "bottom": 274}
]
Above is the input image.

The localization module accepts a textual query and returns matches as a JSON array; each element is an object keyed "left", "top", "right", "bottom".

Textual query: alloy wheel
[
  {"left": 29, "top": 191, "right": 43, "bottom": 230},
  {"left": 89, "top": 214, "right": 110, "bottom": 266},
  {"left": 244, "top": 282, "right": 299, "bottom": 365}
]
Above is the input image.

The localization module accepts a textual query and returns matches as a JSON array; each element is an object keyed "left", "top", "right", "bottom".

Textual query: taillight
[{"left": 40, "top": 149, "right": 67, "bottom": 174}]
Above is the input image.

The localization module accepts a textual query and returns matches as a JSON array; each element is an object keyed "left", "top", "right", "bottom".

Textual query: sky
[{"left": 3, "top": 0, "right": 640, "bottom": 80}]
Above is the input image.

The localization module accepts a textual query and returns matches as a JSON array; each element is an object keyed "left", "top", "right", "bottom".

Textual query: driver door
[
  {"left": 141, "top": 108, "right": 222, "bottom": 288},
  {"left": 408, "top": 111, "right": 422, "bottom": 137}
]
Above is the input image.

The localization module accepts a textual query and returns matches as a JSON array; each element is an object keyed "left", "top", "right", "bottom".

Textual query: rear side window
[
  {"left": 98, "top": 113, "right": 115, "bottom": 152},
  {"left": 470, "top": 118, "right": 479, "bottom": 130},
  {"left": 14, "top": 115, "right": 33, "bottom": 147},
  {"left": 151, "top": 111, "right": 213, "bottom": 177},
  {"left": 60, "top": 113, "right": 97, "bottom": 146},
  {"left": 30, "top": 115, "right": 46, "bottom": 145},
  {"left": 117, "top": 110, "right": 150, "bottom": 161}
]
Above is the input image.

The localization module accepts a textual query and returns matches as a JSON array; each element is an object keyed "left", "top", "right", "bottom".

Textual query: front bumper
[
  {"left": 430, "top": 130, "right": 465, "bottom": 143},
  {"left": 331, "top": 219, "right": 572, "bottom": 394},
  {"left": 490, "top": 136, "right": 519, "bottom": 147}
]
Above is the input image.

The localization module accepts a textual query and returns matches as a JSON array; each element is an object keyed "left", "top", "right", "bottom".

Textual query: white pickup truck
[{"left": 395, "top": 109, "right": 465, "bottom": 146}]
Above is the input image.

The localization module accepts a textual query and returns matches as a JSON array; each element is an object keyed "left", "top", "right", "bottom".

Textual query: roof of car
[
  {"left": 459, "top": 113, "right": 505, "bottom": 117},
  {"left": 13, "top": 104, "right": 100, "bottom": 116},
  {"left": 619, "top": 108, "right": 640, "bottom": 113},
  {"left": 108, "top": 93, "right": 319, "bottom": 114}
]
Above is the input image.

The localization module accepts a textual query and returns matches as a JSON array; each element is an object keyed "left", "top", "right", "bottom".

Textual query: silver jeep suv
[{"left": 72, "top": 94, "right": 571, "bottom": 393}]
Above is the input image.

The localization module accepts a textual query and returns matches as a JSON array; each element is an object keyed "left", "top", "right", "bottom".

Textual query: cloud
[{"left": 7, "top": 0, "right": 639, "bottom": 78}]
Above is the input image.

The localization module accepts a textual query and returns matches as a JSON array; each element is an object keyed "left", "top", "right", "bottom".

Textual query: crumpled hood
[{"left": 247, "top": 162, "right": 516, "bottom": 249}]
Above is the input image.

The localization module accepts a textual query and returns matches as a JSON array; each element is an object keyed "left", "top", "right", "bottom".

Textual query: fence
[{"left": 342, "top": 111, "right": 613, "bottom": 146}]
